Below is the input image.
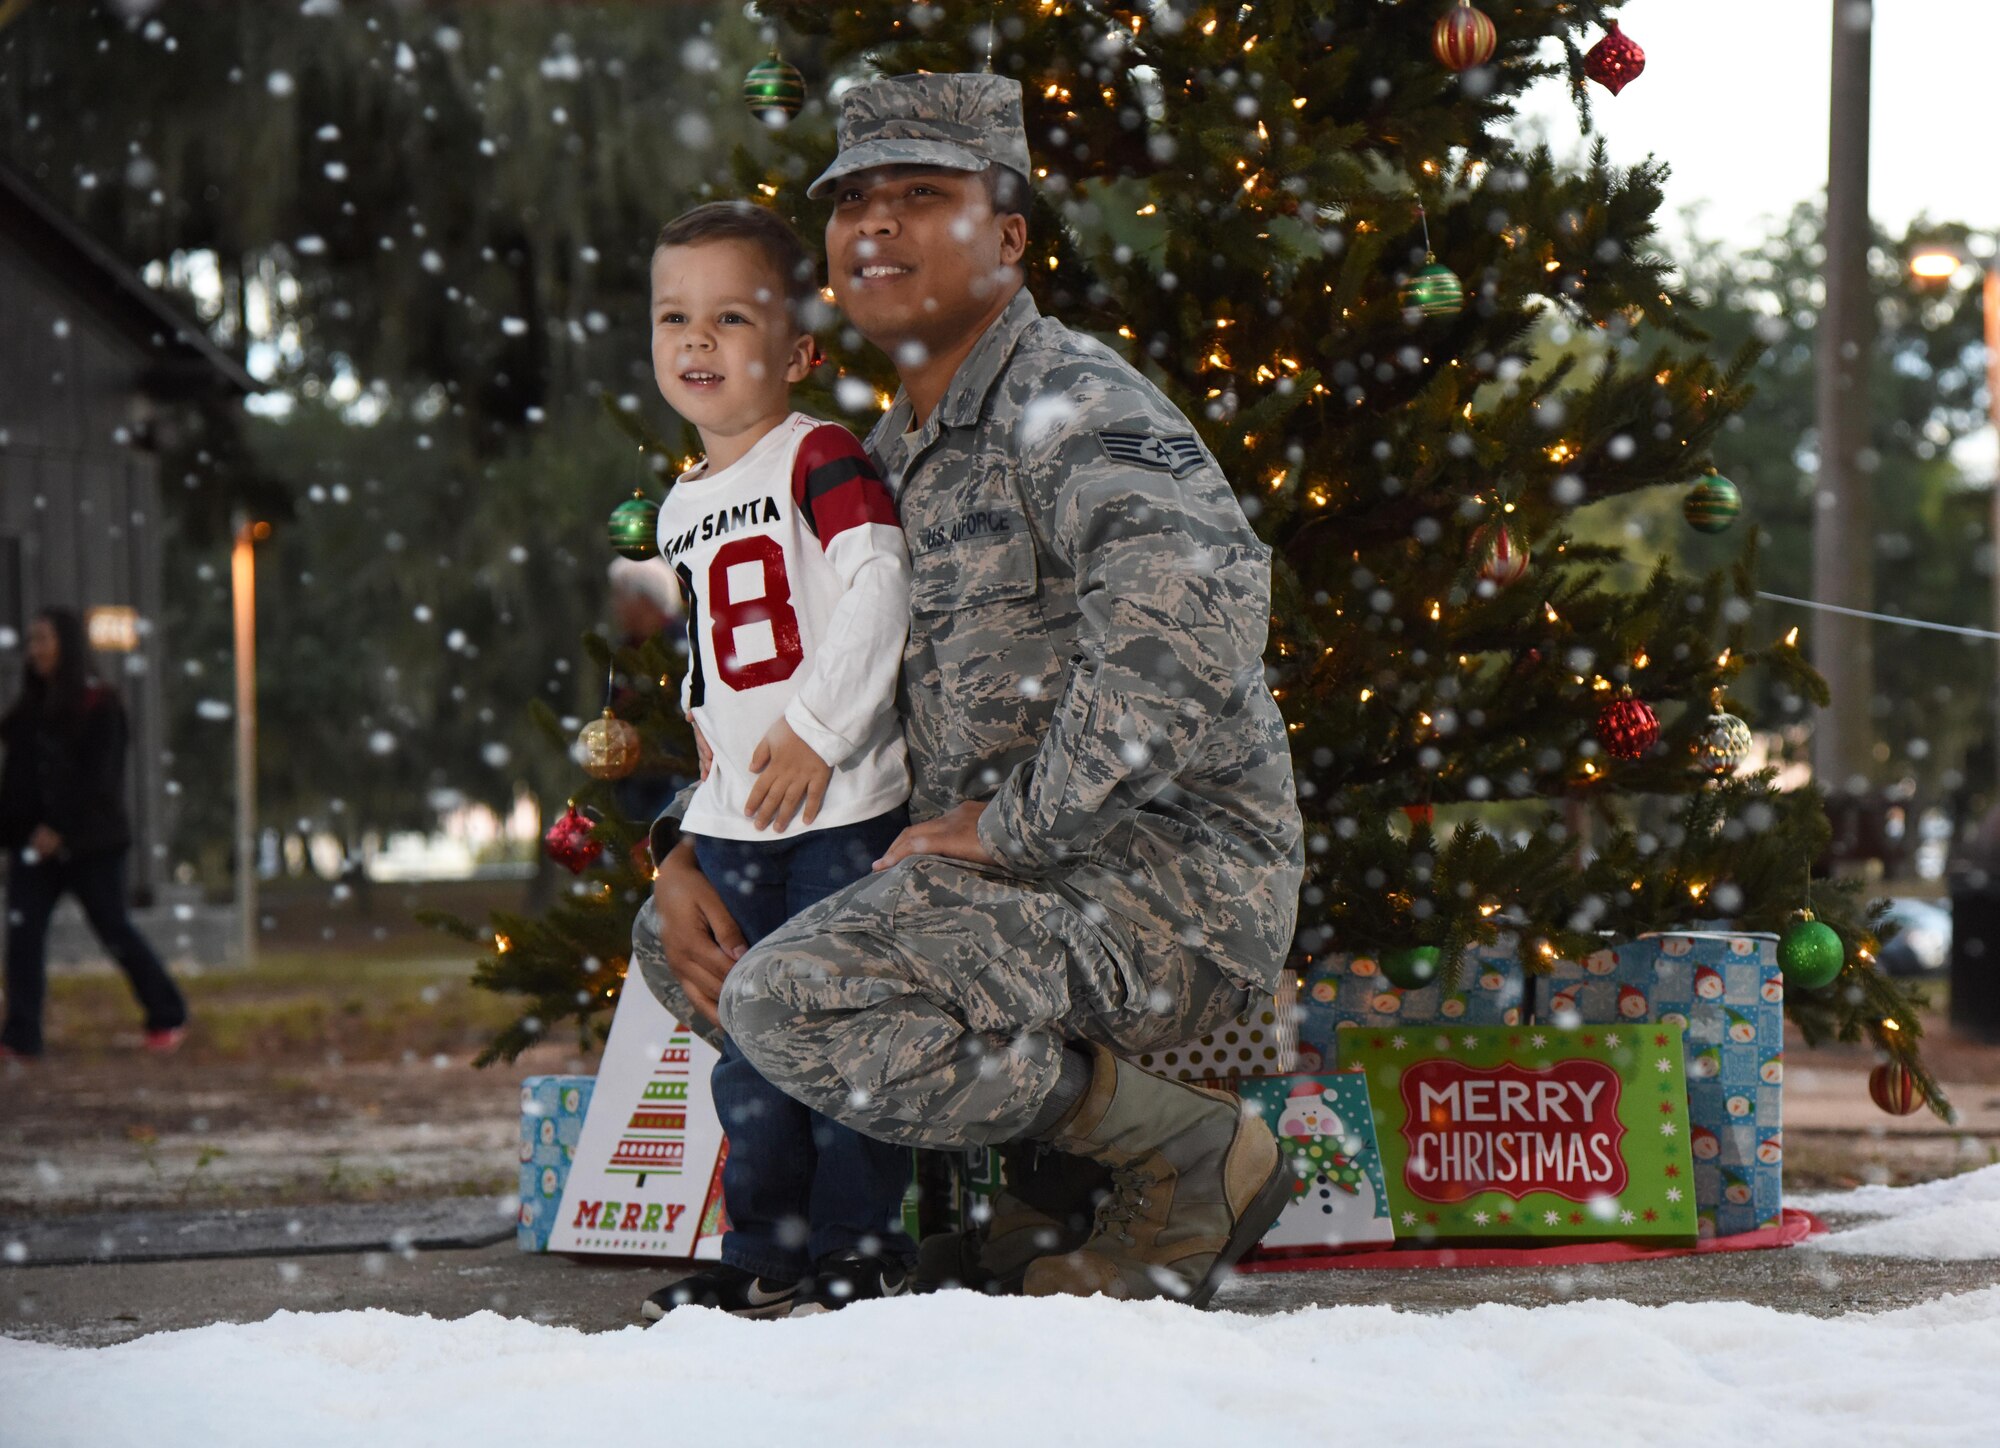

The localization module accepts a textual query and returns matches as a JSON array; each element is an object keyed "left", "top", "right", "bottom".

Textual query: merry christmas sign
[
  {"left": 1340, "top": 1022, "right": 1697, "bottom": 1244},
  {"left": 547, "top": 968, "right": 728, "bottom": 1259}
]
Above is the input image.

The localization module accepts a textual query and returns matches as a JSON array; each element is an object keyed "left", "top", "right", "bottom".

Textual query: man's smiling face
[{"left": 825, "top": 165, "right": 1026, "bottom": 365}]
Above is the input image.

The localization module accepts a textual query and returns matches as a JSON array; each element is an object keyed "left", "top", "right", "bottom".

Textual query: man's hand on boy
[
  {"left": 651, "top": 837, "right": 746, "bottom": 1027},
  {"left": 744, "top": 716, "right": 832, "bottom": 831},
  {"left": 871, "top": 799, "right": 994, "bottom": 872}
]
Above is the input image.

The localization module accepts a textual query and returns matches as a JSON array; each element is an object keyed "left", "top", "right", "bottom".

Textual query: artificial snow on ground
[
  {"left": 1794, "top": 1162, "right": 2000, "bottom": 1260},
  {"left": 9, "top": 1287, "right": 2000, "bottom": 1448}
]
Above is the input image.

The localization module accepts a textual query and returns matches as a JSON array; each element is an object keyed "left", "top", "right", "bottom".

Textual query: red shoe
[
  {"left": 143, "top": 1026, "right": 188, "bottom": 1055},
  {"left": 0, "top": 1043, "right": 39, "bottom": 1063}
]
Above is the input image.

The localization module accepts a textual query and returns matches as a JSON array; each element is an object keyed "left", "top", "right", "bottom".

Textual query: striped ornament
[
  {"left": 1472, "top": 521, "right": 1530, "bottom": 587},
  {"left": 606, "top": 492, "right": 660, "bottom": 561},
  {"left": 742, "top": 54, "right": 806, "bottom": 126},
  {"left": 1401, "top": 261, "right": 1465, "bottom": 317},
  {"left": 1868, "top": 1061, "right": 1926, "bottom": 1117},
  {"left": 1432, "top": 2, "right": 1498, "bottom": 72},
  {"left": 1683, "top": 473, "right": 1741, "bottom": 534}
]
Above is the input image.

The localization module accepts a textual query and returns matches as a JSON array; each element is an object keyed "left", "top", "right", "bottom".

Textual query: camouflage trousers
[{"left": 632, "top": 854, "right": 1250, "bottom": 1149}]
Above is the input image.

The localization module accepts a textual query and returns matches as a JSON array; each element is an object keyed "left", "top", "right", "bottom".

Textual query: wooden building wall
[{"left": 0, "top": 237, "right": 172, "bottom": 898}]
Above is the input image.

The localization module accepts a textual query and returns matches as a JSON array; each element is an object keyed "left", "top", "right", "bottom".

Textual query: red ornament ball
[
  {"left": 1402, "top": 803, "right": 1436, "bottom": 828},
  {"left": 1868, "top": 1060, "right": 1926, "bottom": 1117},
  {"left": 543, "top": 805, "right": 602, "bottom": 875},
  {"left": 1584, "top": 21, "right": 1646, "bottom": 95},
  {"left": 1595, "top": 695, "right": 1660, "bottom": 760},
  {"left": 1432, "top": 1, "right": 1498, "bottom": 72}
]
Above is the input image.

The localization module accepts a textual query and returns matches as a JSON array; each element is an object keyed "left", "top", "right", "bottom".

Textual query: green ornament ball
[
  {"left": 742, "top": 53, "right": 806, "bottom": 126},
  {"left": 1400, "top": 261, "right": 1465, "bottom": 318},
  {"left": 607, "top": 492, "right": 661, "bottom": 561},
  {"left": 1683, "top": 473, "right": 1742, "bottom": 534},
  {"left": 1778, "top": 918, "right": 1844, "bottom": 990},
  {"left": 1380, "top": 945, "right": 1441, "bottom": 991}
]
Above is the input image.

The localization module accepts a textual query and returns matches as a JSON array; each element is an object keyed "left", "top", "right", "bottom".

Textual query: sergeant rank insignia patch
[{"left": 1097, "top": 430, "right": 1206, "bottom": 477}]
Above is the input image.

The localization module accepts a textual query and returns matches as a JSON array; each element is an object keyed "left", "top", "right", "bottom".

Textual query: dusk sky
[{"left": 1516, "top": 1, "right": 2000, "bottom": 255}]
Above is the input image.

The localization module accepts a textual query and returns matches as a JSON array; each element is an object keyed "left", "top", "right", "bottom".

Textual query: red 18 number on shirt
[{"left": 706, "top": 535, "right": 803, "bottom": 690}]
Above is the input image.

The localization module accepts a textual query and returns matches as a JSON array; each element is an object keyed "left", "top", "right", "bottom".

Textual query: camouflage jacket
[{"left": 867, "top": 288, "right": 1303, "bottom": 990}]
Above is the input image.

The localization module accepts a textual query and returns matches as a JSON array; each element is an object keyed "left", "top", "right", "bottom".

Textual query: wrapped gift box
[
  {"left": 907, "top": 1145, "right": 1023, "bottom": 1241},
  {"left": 1132, "top": 974, "right": 1298, "bottom": 1081},
  {"left": 1342, "top": 1022, "right": 1699, "bottom": 1245},
  {"left": 1297, "top": 944, "right": 1526, "bottom": 1072},
  {"left": 1233, "top": 1072, "right": 1395, "bottom": 1255},
  {"left": 1534, "top": 931, "right": 1782, "bottom": 1239},
  {"left": 517, "top": 1075, "right": 594, "bottom": 1252}
]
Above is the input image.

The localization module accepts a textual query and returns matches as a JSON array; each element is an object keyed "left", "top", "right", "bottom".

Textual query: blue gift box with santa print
[
  {"left": 1295, "top": 943, "right": 1526, "bottom": 1074},
  {"left": 1534, "top": 932, "right": 1782, "bottom": 1240},
  {"left": 517, "top": 1075, "right": 594, "bottom": 1251}
]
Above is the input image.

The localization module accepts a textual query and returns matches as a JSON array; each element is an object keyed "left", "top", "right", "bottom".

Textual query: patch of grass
[{"left": 41, "top": 948, "right": 521, "bottom": 1063}]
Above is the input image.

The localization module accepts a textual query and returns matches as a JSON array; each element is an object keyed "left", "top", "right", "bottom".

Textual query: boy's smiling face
[{"left": 650, "top": 238, "right": 813, "bottom": 455}]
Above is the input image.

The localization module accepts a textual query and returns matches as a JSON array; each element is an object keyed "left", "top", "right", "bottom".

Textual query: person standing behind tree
[{"left": 0, "top": 607, "right": 189, "bottom": 1060}]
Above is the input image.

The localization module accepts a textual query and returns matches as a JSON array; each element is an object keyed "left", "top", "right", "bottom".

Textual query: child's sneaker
[
  {"left": 640, "top": 1263, "right": 804, "bottom": 1321},
  {"left": 142, "top": 1027, "right": 188, "bottom": 1055},
  {"left": 787, "top": 1250, "right": 911, "bottom": 1316}
]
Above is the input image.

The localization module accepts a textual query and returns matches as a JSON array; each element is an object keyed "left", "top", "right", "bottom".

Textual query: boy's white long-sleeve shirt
[{"left": 658, "top": 411, "right": 911, "bottom": 841}]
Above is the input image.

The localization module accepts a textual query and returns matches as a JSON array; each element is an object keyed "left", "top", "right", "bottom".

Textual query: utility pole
[
  {"left": 1811, "top": 0, "right": 1876, "bottom": 798},
  {"left": 1987, "top": 266, "right": 2000, "bottom": 797}
]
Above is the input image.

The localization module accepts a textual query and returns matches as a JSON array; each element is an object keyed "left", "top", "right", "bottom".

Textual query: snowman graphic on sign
[{"left": 1269, "top": 1080, "right": 1381, "bottom": 1248}]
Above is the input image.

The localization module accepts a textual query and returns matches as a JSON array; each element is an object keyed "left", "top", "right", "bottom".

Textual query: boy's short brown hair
[{"left": 654, "top": 201, "right": 817, "bottom": 324}]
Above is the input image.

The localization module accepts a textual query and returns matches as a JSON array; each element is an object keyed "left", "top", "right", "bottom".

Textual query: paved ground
[
  {"left": 9, "top": 1048, "right": 1996, "bottom": 1215},
  {"left": 8, "top": 949, "right": 2000, "bottom": 1350},
  {"left": 10, "top": 1205, "right": 2000, "bottom": 1348}
]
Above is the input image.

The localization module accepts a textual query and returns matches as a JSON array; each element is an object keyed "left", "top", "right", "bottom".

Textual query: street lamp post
[{"left": 230, "top": 516, "right": 266, "bottom": 968}]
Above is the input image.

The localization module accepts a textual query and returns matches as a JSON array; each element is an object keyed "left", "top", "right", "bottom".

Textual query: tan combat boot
[
  {"left": 913, "top": 1146, "right": 1110, "bottom": 1295},
  {"left": 1022, "top": 1044, "right": 1290, "bottom": 1307}
]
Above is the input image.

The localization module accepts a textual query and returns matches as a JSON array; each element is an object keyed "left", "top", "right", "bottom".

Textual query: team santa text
[{"left": 658, "top": 496, "right": 782, "bottom": 567}]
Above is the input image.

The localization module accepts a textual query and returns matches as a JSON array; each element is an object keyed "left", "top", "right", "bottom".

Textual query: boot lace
[{"left": 1092, "top": 1165, "right": 1157, "bottom": 1248}]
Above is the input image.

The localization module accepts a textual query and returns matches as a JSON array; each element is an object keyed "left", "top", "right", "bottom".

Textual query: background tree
[
  {"left": 715, "top": 0, "right": 1931, "bottom": 1102},
  {"left": 1681, "top": 205, "right": 1993, "bottom": 814},
  {"left": 0, "top": 2, "right": 1949, "bottom": 1104},
  {"left": 0, "top": 1, "right": 784, "bottom": 876}
]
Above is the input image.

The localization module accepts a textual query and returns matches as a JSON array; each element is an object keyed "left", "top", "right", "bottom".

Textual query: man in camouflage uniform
[{"left": 635, "top": 72, "right": 1303, "bottom": 1306}]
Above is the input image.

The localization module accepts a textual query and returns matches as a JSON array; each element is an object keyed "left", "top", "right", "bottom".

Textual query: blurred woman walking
[{"left": 0, "top": 607, "right": 188, "bottom": 1060}]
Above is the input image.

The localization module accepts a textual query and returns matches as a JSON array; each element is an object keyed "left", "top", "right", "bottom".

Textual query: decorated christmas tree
[{"left": 463, "top": 0, "right": 1941, "bottom": 1115}]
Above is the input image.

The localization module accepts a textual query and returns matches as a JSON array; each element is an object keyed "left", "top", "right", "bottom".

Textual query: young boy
[{"left": 637, "top": 201, "right": 915, "bottom": 1320}]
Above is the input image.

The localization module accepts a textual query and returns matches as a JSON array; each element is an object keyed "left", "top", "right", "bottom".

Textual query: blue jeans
[{"left": 694, "top": 806, "right": 915, "bottom": 1280}]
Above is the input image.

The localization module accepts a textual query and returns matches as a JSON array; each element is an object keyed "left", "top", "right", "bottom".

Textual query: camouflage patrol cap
[{"left": 807, "top": 72, "right": 1032, "bottom": 200}]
